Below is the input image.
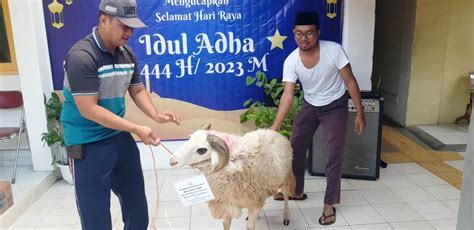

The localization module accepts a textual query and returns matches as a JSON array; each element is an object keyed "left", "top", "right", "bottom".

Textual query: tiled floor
[
  {"left": 0, "top": 149, "right": 54, "bottom": 208},
  {"left": 5, "top": 124, "right": 468, "bottom": 229},
  {"left": 418, "top": 124, "right": 469, "bottom": 145},
  {"left": 6, "top": 165, "right": 462, "bottom": 230}
]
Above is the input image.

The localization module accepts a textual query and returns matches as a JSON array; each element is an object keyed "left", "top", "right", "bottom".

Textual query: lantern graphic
[
  {"left": 326, "top": 0, "right": 337, "bottom": 19},
  {"left": 65, "top": 0, "right": 73, "bottom": 5},
  {"left": 48, "top": 0, "right": 64, "bottom": 29}
]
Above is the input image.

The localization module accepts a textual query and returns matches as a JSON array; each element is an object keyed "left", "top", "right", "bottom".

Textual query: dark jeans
[
  {"left": 291, "top": 94, "right": 348, "bottom": 205},
  {"left": 71, "top": 132, "right": 148, "bottom": 230}
]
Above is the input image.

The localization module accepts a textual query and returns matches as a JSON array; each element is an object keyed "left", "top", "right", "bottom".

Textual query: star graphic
[{"left": 266, "top": 29, "right": 287, "bottom": 50}]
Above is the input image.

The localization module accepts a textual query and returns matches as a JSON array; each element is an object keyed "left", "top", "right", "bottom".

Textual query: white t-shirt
[{"left": 282, "top": 40, "right": 349, "bottom": 106}]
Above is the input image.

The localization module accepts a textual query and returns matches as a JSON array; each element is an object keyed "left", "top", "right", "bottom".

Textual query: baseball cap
[
  {"left": 294, "top": 11, "right": 320, "bottom": 28},
  {"left": 99, "top": 0, "right": 147, "bottom": 28}
]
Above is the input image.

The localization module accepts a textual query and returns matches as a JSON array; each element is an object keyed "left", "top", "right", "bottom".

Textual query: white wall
[
  {"left": 0, "top": 76, "right": 20, "bottom": 90},
  {"left": 2, "top": 0, "right": 376, "bottom": 170},
  {"left": 342, "top": 0, "right": 375, "bottom": 91},
  {"left": 4, "top": 0, "right": 53, "bottom": 171}
]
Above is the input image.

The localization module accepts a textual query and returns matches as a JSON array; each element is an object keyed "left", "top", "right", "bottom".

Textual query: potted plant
[
  {"left": 240, "top": 71, "right": 304, "bottom": 138},
  {"left": 41, "top": 92, "right": 73, "bottom": 184}
]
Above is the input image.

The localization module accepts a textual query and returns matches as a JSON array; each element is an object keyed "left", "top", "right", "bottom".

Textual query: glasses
[{"left": 294, "top": 30, "right": 316, "bottom": 39}]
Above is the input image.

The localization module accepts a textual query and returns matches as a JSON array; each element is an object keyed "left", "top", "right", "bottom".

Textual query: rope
[{"left": 148, "top": 143, "right": 174, "bottom": 230}]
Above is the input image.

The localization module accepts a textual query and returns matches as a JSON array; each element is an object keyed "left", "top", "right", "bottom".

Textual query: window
[{"left": 0, "top": 0, "right": 17, "bottom": 75}]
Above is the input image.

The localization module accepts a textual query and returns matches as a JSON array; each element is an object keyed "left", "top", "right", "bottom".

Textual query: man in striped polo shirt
[{"left": 61, "top": 0, "right": 180, "bottom": 229}]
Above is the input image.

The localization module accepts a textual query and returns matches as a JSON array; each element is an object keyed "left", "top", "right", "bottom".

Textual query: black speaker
[{"left": 308, "top": 92, "right": 383, "bottom": 180}]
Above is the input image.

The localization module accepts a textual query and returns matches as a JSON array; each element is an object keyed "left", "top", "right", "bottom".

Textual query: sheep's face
[{"left": 170, "top": 130, "right": 229, "bottom": 171}]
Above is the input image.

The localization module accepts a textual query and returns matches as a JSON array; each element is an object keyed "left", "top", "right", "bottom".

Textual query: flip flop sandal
[
  {"left": 318, "top": 207, "right": 336, "bottom": 226},
  {"left": 273, "top": 193, "right": 307, "bottom": 201}
]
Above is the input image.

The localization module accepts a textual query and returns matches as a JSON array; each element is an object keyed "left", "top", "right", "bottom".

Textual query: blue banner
[
  {"left": 43, "top": 0, "right": 343, "bottom": 139},
  {"left": 44, "top": 0, "right": 343, "bottom": 110}
]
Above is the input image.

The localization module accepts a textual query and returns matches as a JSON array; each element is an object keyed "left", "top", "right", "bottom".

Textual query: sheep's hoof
[
  {"left": 283, "top": 219, "right": 290, "bottom": 226},
  {"left": 245, "top": 216, "right": 248, "bottom": 221}
]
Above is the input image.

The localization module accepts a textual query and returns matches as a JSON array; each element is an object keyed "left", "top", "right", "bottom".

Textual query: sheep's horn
[
  {"left": 207, "top": 134, "right": 229, "bottom": 172},
  {"left": 200, "top": 123, "right": 212, "bottom": 130}
]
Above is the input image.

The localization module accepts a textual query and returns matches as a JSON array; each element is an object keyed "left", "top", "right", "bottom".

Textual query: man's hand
[
  {"left": 270, "top": 123, "right": 281, "bottom": 131},
  {"left": 153, "top": 111, "right": 181, "bottom": 125},
  {"left": 134, "top": 125, "right": 160, "bottom": 146},
  {"left": 354, "top": 113, "right": 366, "bottom": 135}
]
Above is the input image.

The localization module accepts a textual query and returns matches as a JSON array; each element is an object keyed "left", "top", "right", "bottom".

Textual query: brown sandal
[{"left": 318, "top": 207, "right": 336, "bottom": 225}]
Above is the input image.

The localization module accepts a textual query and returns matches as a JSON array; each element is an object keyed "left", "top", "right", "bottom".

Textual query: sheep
[{"left": 169, "top": 125, "right": 296, "bottom": 230}]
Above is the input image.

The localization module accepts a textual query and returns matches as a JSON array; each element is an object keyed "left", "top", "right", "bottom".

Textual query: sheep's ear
[
  {"left": 207, "top": 134, "right": 229, "bottom": 172},
  {"left": 200, "top": 123, "right": 212, "bottom": 130}
]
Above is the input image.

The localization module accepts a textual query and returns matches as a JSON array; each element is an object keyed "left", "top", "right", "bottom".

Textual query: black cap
[{"left": 294, "top": 11, "right": 320, "bottom": 28}]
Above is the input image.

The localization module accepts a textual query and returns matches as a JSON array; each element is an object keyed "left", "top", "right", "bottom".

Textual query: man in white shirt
[{"left": 271, "top": 11, "right": 366, "bottom": 225}]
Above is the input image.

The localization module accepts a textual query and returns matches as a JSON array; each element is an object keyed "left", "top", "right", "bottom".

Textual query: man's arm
[
  {"left": 340, "top": 63, "right": 366, "bottom": 135},
  {"left": 73, "top": 95, "right": 160, "bottom": 145},
  {"left": 128, "top": 84, "right": 180, "bottom": 124},
  {"left": 270, "top": 82, "right": 296, "bottom": 131}
]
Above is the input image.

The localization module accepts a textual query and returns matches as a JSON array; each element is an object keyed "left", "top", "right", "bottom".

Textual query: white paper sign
[{"left": 173, "top": 175, "right": 215, "bottom": 206}]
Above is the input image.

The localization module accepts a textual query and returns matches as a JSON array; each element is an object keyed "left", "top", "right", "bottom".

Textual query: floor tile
[
  {"left": 350, "top": 223, "right": 393, "bottom": 230},
  {"left": 153, "top": 200, "right": 191, "bottom": 219},
  {"left": 9, "top": 209, "right": 50, "bottom": 228},
  {"left": 158, "top": 185, "right": 181, "bottom": 202},
  {"left": 295, "top": 192, "right": 325, "bottom": 209},
  {"left": 390, "top": 163, "right": 430, "bottom": 174},
  {"left": 390, "top": 221, "right": 435, "bottom": 230},
  {"left": 423, "top": 185, "right": 461, "bottom": 200},
  {"left": 190, "top": 202, "right": 212, "bottom": 216},
  {"left": 337, "top": 205, "right": 385, "bottom": 225},
  {"left": 373, "top": 203, "right": 423, "bottom": 222},
  {"left": 379, "top": 174, "right": 417, "bottom": 188},
  {"left": 149, "top": 216, "right": 191, "bottom": 229},
  {"left": 428, "top": 219, "right": 457, "bottom": 230},
  {"left": 405, "top": 173, "right": 447, "bottom": 186},
  {"left": 310, "top": 226, "right": 351, "bottom": 230},
  {"left": 435, "top": 135, "right": 466, "bottom": 145},
  {"left": 359, "top": 188, "right": 403, "bottom": 204},
  {"left": 232, "top": 212, "right": 267, "bottom": 230},
  {"left": 441, "top": 200, "right": 460, "bottom": 213},
  {"left": 417, "top": 126, "right": 449, "bottom": 136},
  {"left": 143, "top": 169, "right": 166, "bottom": 189},
  {"left": 7, "top": 227, "right": 36, "bottom": 230},
  {"left": 189, "top": 215, "right": 227, "bottom": 229},
  {"left": 39, "top": 209, "right": 80, "bottom": 226},
  {"left": 339, "top": 190, "right": 368, "bottom": 206},
  {"left": 347, "top": 179, "right": 388, "bottom": 190},
  {"left": 379, "top": 166, "right": 401, "bottom": 176},
  {"left": 55, "top": 194, "right": 77, "bottom": 210},
  {"left": 391, "top": 187, "right": 437, "bottom": 203},
  {"left": 36, "top": 225, "right": 77, "bottom": 230},
  {"left": 42, "top": 181, "right": 72, "bottom": 196},
  {"left": 27, "top": 194, "right": 63, "bottom": 212},
  {"left": 409, "top": 201, "right": 457, "bottom": 220},
  {"left": 304, "top": 179, "right": 325, "bottom": 193}
]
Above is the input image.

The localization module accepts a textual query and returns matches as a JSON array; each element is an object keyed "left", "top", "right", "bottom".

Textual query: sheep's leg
[
  {"left": 282, "top": 166, "right": 295, "bottom": 226},
  {"left": 246, "top": 207, "right": 261, "bottom": 230},
  {"left": 283, "top": 193, "right": 290, "bottom": 225},
  {"left": 223, "top": 217, "right": 232, "bottom": 230}
]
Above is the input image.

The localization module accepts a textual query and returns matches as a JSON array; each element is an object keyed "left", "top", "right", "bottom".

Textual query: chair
[{"left": 0, "top": 91, "right": 26, "bottom": 184}]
